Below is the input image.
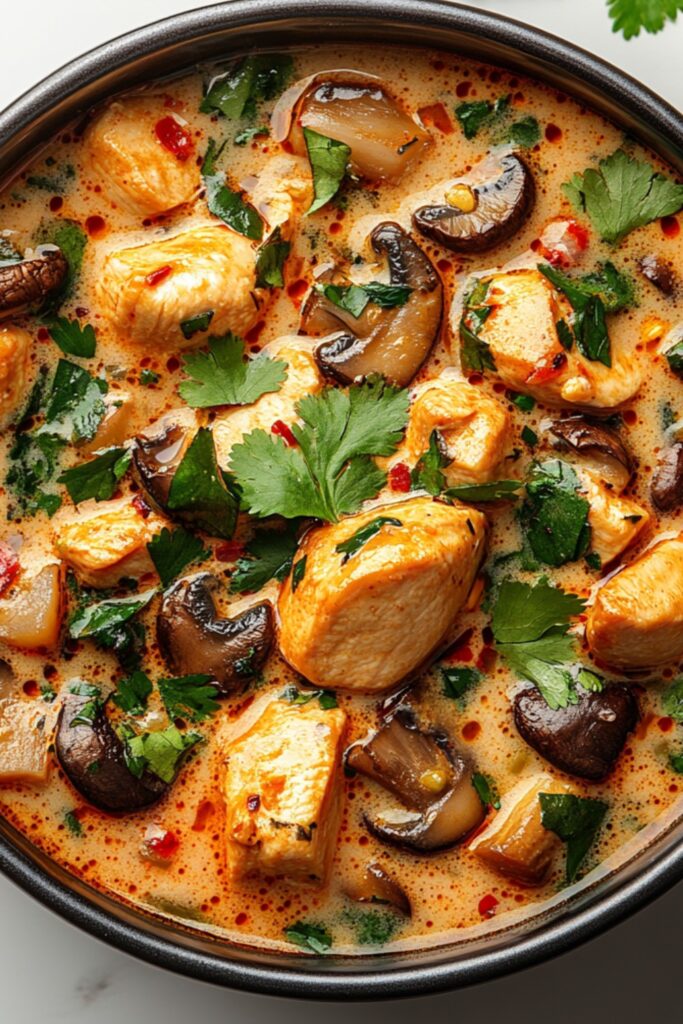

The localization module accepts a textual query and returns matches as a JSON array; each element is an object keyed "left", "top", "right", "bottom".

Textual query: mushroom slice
[
  {"left": 513, "top": 684, "right": 639, "bottom": 781},
  {"left": 56, "top": 693, "right": 167, "bottom": 813},
  {"left": 550, "top": 416, "right": 632, "bottom": 491},
  {"left": 0, "top": 246, "right": 68, "bottom": 319},
  {"left": 132, "top": 409, "right": 197, "bottom": 512},
  {"left": 651, "top": 443, "right": 683, "bottom": 511},
  {"left": 346, "top": 709, "right": 484, "bottom": 853},
  {"left": 413, "top": 153, "right": 535, "bottom": 253},
  {"left": 157, "top": 573, "right": 273, "bottom": 695},
  {"left": 343, "top": 862, "right": 411, "bottom": 916},
  {"left": 275, "top": 71, "right": 430, "bottom": 182},
  {"left": 303, "top": 222, "right": 442, "bottom": 387}
]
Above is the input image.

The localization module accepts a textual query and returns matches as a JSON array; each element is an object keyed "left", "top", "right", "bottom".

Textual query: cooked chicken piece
[
  {"left": 97, "top": 225, "right": 261, "bottom": 350},
  {"left": 469, "top": 269, "right": 642, "bottom": 409},
  {"left": 470, "top": 773, "right": 577, "bottom": 884},
  {"left": 0, "top": 325, "right": 31, "bottom": 430},
  {"left": 278, "top": 497, "right": 487, "bottom": 692},
  {"left": 53, "top": 497, "right": 166, "bottom": 588},
  {"left": 84, "top": 97, "right": 199, "bottom": 215},
  {"left": 586, "top": 535, "right": 683, "bottom": 669},
  {"left": 0, "top": 558, "right": 63, "bottom": 650},
  {"left": 390, "top": 378, "right": 511, "bottom": 486},
  {"left": 213, "top": 338, "right": 322, "bottom": 466},
  {"left": 0, "top": 698, "right": 56, "bottom": 784},
  {"left": 580, "top": 471, "right": 651, "bottom": 566},
  {"left": 223, "top": 696, "right": 347, "bottom": 885},
  {"left": 249, "top": 154, "right": 313, "bottom": 236}
]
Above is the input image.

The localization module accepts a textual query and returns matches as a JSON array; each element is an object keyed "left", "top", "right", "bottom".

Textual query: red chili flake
[
  {"left": 246, "top": 794, "right": 261, "bottom": 812},
  {"left": 132, "top": 495, "right": 151, "bottom": 519},
  {"left": 271, "top": 420, "right": 297, "bottom": 446},
  {"left": 661, "top": 215, "right": 680, "bottom": 238},
  {"left": 658, "top": 716, "right": 674, "bottom": 733},
  {"left": 145, "top": 828, "right": 180, "bottom": 860},
  {"left": 545, "top": 123, "right": 562, "bottom": 143},
  {"left": 49, "top": 196, "right": 63, "bottom": 212},
  {"left": 154, "top": 116, "right": 194, "bottom": 162},
  {"left": 525, "top": 352, "right": 566, "bottom": 386},
  {"left": 418, "top": 102, "right": 453, "bottom": 134},
  {"left": 215, "top": 541, "right": 244, "bottom": 563},
  {"left": 566, "top": 219, "right": 589, "bottom": 250},
  {"left": 85, "top": 214, "right": 106, "bottom": 237},
  {"left": 389, "top": 462, "right": 412, "bottom": 493},
  {"left": 478, "top": 893, "right": 499, "bottom": 918},
  {"left": 281, "top": 139, "right": 294, "bottom": 154},
  {"left": 146, "top": 264, "right": 172, "bottom": 287},
  {"left": 462, "top": 721, "right": 481, "bottom": 741},
  {"left": 0, "top": 542, "right": 19, "bottom": 597}
]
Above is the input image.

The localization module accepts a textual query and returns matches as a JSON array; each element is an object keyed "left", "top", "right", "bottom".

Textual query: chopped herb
[
  {"left": 669, "top": 751, "right": 683, "bottom": 773},
  {"left": 661, "top": 678, "right": 683, "bottom": 722},
  {"left": 335, "top": 516, "right": 403, "bottom": 564},
  {"left": 34, "top": 219, "right": 87, "bottom": 307},
  {"left": 70, "top": 698, "right": 102, "bottom": 728},
  {"left": 454, "top": 96, "right": 509, "bottom": 139},
  {"left": 229, "top": 522, "right": 300, "bottom": 594},
  {"left": 234, "top": 124, "right": 269, "bottom": 145},
  {"left": 444, "top": 479, "right": 523, "bottom": 503},
  {"left": 69, "top": 589, "right": 155, "bottom": 671},
  {"left": 291, "top": 555, "right": 307, "bottom": 592},
  {"left": 281, "top": 684, "right": 338, "bottom": 709},
  {"left": 147, "top": 526, "right": 209, "bottom": 588},
  {"left": 520, "top": 460, "right": 591, "bottom": 567},
  {"left": 58, "top": 447, "right": 131, "bottom": 504},
  {"left": 315, "top": 280, "right": 412, "bottom": 318},
  {"left": 69, "top": 681, "right": 101, "bottom": 697},
  {"left": 167, "top": 427, "right": 239, "bottom": 539},
  {"left": 200, "top": 55, "right": 293, "bottom": 120},
  {"left": 539, "top": 792, "right": 608, "bottom": 882},
  {"left": 112, "top": 670, "right": 153, "bottom": 715},
  {"left": 472, "top": 772, "right": 501, "bottom": 810},
  {"left": 343, "top": 908, "right": 399, "bottom": 945},
  {"left": 255, "top": 228, "right": 291, "bottom": 288},
  {"left": 441, "top": 665, "right": 481, "bottom": 703},
  {"left": 507, "top": 115, "right": 541, "bottom": 148},
  {"left": 460, "top": 280, "right": 496, "bottom": 371},
  {"left": 48, "top": 317, "right": 96, "bottom": 358},
  {"left": 665, "top": 339, "right": 683, "bottom": 378},
  {"left": 201, "top": 138, "right": 264, "bottom": 240},
  {"left": 64, "top": 810, "right": 82, "bottom": 837},
  {"left": 158, "top": 674, "right": 220, "bottom": 723},
  {"left": 180, "top": 310, "right": 214, "bottom": 340},
  {"left": 41, "top": 359, "right": 108, "bottom": 443},
  {"left": 521, "top": 425, "right": 538, "bottom": 447},
  {"left": 563, "top": 148, "right": 683, "bottom": 244},
  {"left": 139, "top": 369, "right": 160, "bottom": 387},
  {"left": 303, "top": 127, "right": 351, "bottom": 214},
  {"left": 283, "top": 920, "right": 333, "bottom": 953},
  {"left": 40, "top": 683, "right": 56, "bottom": 703},
  {"left": 229, "top": 375, "right": 410, "bottom": 522},
  {"left": 123, "top": 725, "right": 201, "bottom": 783},
  {"left": 409, "top": 429, "right": 449, "bottom": 496},
  {"left": 179, "top": 333, "right": 287, "bottom": 409},
  {"left": 585, "top": 550, "right": 603, "bottom": 571},
  {"left": 556, "top": 319, "right": 574, "bottom": 350},
  {"left": 510, "top": 392, "right": 535, "bottom": 412}
]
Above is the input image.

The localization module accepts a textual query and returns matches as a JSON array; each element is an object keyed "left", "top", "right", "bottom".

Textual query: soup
[{"left": 0, "top": 42, "right": 681, "bottom": 957}]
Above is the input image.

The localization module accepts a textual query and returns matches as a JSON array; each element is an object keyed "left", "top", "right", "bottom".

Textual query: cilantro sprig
[
  {"left": 520, "top": 460, "right": 591, "bottom": 567},
  {"left": 539, "top": 792, "right": 608, "bottom": 882},
  {"left": 178, "top": 333, "right": 287, "bottom": 409},
  {"left": 315, "top": 281, "right": 412, "bottom": 319},
  {"left": 58, "top": 447, "right": 131, "bottom": 504},
  {"left": 303, "top": 127, "right": 351, "bottom": 214},
  {"left": 200, "top": 54, "right": 293, "bottom": 120},
  {"left": 608, "top": 0, "right": 683, "bottom": 39},
  {"left": 48, "top": 316, "right": 96, "bottom": 358},
  {"left": 202, "top": 138, "right": 264, "bottom": 240},
  {"left": 229, "top": 522, "right": 300, "bottom": 594},
  {"left": 147, "top": 526, "right": 209, "bottom": 588},
  {"left": 158, "top": 674, "right": 221, "bottom": 723},
  {"left": 229, "top": 376, "right": 409, "bottom": 522}
]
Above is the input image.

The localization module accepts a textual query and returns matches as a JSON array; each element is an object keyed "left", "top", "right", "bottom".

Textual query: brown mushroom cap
[
  {"left": 156, "top": 573, "right": 274, "bottom": 695},
  {"left": 302, "top": 221, "right": 442, "bottom": 387},
  {"left": 343, "top": 862, "right": 412, "bottom": 915},
  {"left": 550, "top": 415, "right": 632, "bottom": 490},
  {"left": 345, "top": 708, "right": 484, "bottom": 853},
  {"left": 513, "top": 684, "right": 639, "bottom": 781},
  {"left": 638, "top": 254, "right": 676, "bottom": 296},
  {"left": 651, "top": 442, "right": 683, "bottom": 511},
  {"left": 56, "top": 693, "right": 167, "bottom": 813},
  {"left": 0, "top": 247, "right": 68, "bottom": 319},
  {"left": 131, "top": 410, "right": 195, "bottom": 511},
  {"left": 413, "top": 153, "right": 535, "bottom": 253}
]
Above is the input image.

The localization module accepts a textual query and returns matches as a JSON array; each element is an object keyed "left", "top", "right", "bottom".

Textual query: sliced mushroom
[
  {"left": 302, "top": 222, "right": 442, "bottom": 386},
  {"left": 345, "top": 708, "right": 484, "bottom": 853},
  {"left": 157, "top": 573, "right": 273, "bottom": 695},
  {"left": 413, "top": 153, "right": 535, "bottom": 253},
  {"left": 638, "top": 254, "right": 676, "bottom": 296},
  {"left": 131, "top": 409, "right": 196, "bottom": 510},
  {"left": 550, "top": 416, "right": 633, "bottom": 490},
  {"left": 0, "top": 246, "right": 68, "bottom": 319},
  {"left": 651, "top": 443, "right": 683, "bottom": 511},
  {"left": 56, "top": 693, "right": 167, "bottom": 812},
  {"left": 274, "top": 71, "right": 430, "bottom": 182},
  {"left": 343, "top": 862, "right": 411, "bottom": 915},
  {"left": 513, "top": 684, "right": 639, "bottom": 781}
]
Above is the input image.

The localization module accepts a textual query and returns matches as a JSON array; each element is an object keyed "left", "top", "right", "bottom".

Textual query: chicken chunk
[
  {"left": 249, "top": 154, "right": 313, "bottom": 236},
  {"left": 53, "top": 497, "right": 166, "bottom": 588},
  {"left": 0, "top": 325, "right": 31, "bottom": 430},
  {"left": 467, "top": 269, "right": 642, "bottom": 409},
  {"left": 0, "top": 698, "right": 56, "bottom": 784},
  {"left": 0, "top": 560, "right": 63, "bottom": 650},
  {"left": 97, "top": 225, "right": 262, "bottom": 350},
  {"left": 470, "top": 773, "right": 577, "bottom": 884},
  {"left": 84, "top": 97, "right": 199, "bottom": 215},
  {"left": 580, "top": 471, "right": 651, "bottom": 566},
  {"left": 586, "top": 535, "right": 683, "bottom": 669},
  {"left": 223, "top": 696, "right": 347, "bottom": 885},
  {"left": 278, "top": 497, "right": 488, "bottom": 692},
  {"left": 213, "top": 338, "right": 322, "bottom": 466},
  {"left": 393, "top": 378, "right": 511, "bottom": 486}
]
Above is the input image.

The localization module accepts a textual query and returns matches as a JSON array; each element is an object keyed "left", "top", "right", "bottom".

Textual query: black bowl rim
[{"left": 0, "top": 0, "right": 682, "bottom": 1001}]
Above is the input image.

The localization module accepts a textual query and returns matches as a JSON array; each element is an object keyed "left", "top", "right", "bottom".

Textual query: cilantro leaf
[
  {"left": 334, "top": 516, "right": 403, "bottom": 564},
  {"left": 507, "top": 115, "right": 541, "bottom": 148},
  {"left": 441, "top": 665, "right": 481, "bottom": 703},
  {"left": 235, "top": 125, "right": 269, "bottom": 146},
  {"left": 444, "top": 479, "right": 523, "bottom": 502},
  {"left": 64, "top": 810, "right": 83, "bottom": 836},
  {"left": 200, "top": 55, "right": 293, "bottom": 120},
  {"left": 69, "top": 588, "right": 157, "bottom": 642},
  {"left": 520, "top": 460, "right": 591, "bottom": 567},
  {"left": 147, "top": 526, "right": 209, "bottom": 587},
  {"left": 58, "top": 447, "right": 131, "bottom": 504},
  {"left": 563, "top": 148, "right": 683, "bottom": 244},
  {"left": 455, "top": 96, "right": 509, "bottom": 139},
  {"left": 303, "top": 127, "right": 351, "bottom": 214},
  {"left": 7, "top": 430, "right": 64, "bottom": 518},
  {"left": 112, "top": 670, "right": 153, "bottom": 715},
  {"left": 158, "top": 674, "right": 221, "bottom": 723},
  {"left": 284, "top": 921, "right": 333, "bottom": 953},
  {"left": 661, "top": 677, "right": 683, "bottom": 722},
  {"left": 608, "top": 0, "right": 683, "bottom": 39},
  {"left": 411, "top": 430, "right": 449, "bottom": 495},
  {"left": 291, "top": 555, "right": 307, "bottom": 591},
  {"left": 178, "top": 333, "right": 287, "bottom": 409},
  {"left": 201, "top": 139, "right": 263, "bottom": 240},
  {"left": 460, "top": 282, "right": 496, "bottom": 371},
  {"left": 167, "top": 427, "right": 239, "bottom": 539},
  {"left": 230, "top": 522, "right": 300, "bottom": 594},
  {"left": 280, "top": 684, "right": 338, "bottom": 709},
  {"left": 230, "top": 376, "right": 409, "bottom": 522},
  {"left": 255, "top": 228, "right": 291, "bottom": 288},
  {"left": 123, "top": 725, "right": 201, "bottom": 783},
  {"left": 41, "top": 359, "right": 107, "bottom": 443},
  {"left": 539, "top": 792, "right": 608, "bottom": 882},
  {"left": 48, "top": 316, "right": 96, "bottom": 358},
  {"left": 180, "top": 311, "right": 214, "bottom": 341},
  {"left": 472, "top": 772, "right": 501, "bottom": 810},
  {"left": 665, "top": 338, "right": 683, "bottom": 377},
  {"left": 34, "top": 219, "right": 87, "bottom": 307},
  {"left": 315, "top": 281, "right": 412, "bottom": 318},
  {"left": 343, "top": 908, "right": 399, "bottom": 946}
]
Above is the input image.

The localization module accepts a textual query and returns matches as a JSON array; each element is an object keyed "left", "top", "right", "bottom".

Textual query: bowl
[{"left": 0, "top": 0, "right": 682, "bottom": 999}]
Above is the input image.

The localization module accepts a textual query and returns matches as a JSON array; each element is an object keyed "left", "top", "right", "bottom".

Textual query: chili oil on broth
[{"left": 0, "top": 42, "right": 680, "bottom": 956}]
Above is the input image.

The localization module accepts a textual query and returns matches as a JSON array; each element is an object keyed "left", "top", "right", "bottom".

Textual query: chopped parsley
[
  {"left": 507, "top": 115, "right": 541, "bottom": 148},
  {"left": 283, "top": 920, "right": 333, "bottom": 953},
  {"left": 665, "top": 338, "right": 683, "bottom": 378},
  {"left": 234, "top": 125, "right": 269, "bottom": 146},
  {"left": 280, "top": 684, "right": 338, "bottom": 710},
  {"left": 201, "top": 138, "right": 264, "bottom": 241},
  {"left": 334, "top": 516, "right": 403, "bottom": 564},
  {"left": 147, "top": 526, "right": 209, "bottom": 588},
  {"left": 609, "top": 0, "right": 683, "bottom": 41},
  {"left": 291, "top": 555, "right": 307, "bottom": 592},
  {"left": 454, "top": 96, "right": 509, "bottom": 139},
  {"left": 58, "top": 447, "right": 131, "bottom": 504},
  {"left": 139, "top": 369, "right": 160, "bottom": 387},
  {"left": 343, "top": 908, "right": 399, "bottom": 946},
  {"left": 179, "top": 333, "right": 287, "bottom": 409},
  {"left": 48, "top": 316, "right": 96, "bottom": 358},
  {"left": 303, "top": 127, "right": 351, "bottom": 214},
  {"left": 521, "top": 425, "right": 538, "bottom": 447},
  {"left": 68, "top": 588, "right": 156, "bottom": 671},
  {"left": 158, "top": 674, "right": 221, "bottom": 723},
  {"left": 229, "top": 522, "right": 300, "bottom": 594},
  {"left": 460, "top": 279, "right": 496, "bottom": 372},
  {"left": 520, "top": 460, "right": 591, "bottom": 567},
  {"left": 34, "top": 219, "right": 87, "bottom": 307},
  {"left": 64, "top": 810, "right": 83, "bottom": 837},
  {"left": 122, "top": 724, "right": 201, "bottom": 783},
  {"left": 539, "top": 792, "right": 608, "bottom": 882}
]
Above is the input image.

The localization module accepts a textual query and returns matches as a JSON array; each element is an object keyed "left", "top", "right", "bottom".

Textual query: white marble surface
[{"left": 0, "top": 1, "right": 681, "bottom": 1020}]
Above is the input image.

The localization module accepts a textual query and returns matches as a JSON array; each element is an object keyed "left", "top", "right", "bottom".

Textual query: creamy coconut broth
[{"left": 0, "top": 44, "right": 682, "bottom": 956}]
